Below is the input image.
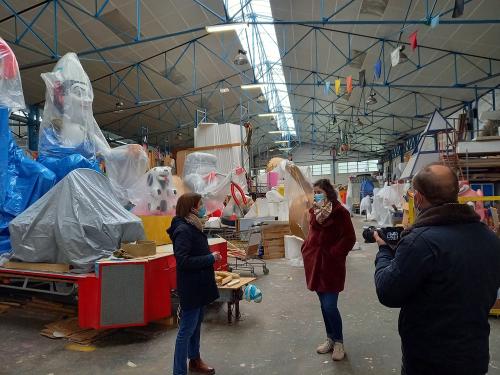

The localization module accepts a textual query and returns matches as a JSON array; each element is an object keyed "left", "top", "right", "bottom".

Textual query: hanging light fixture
[
  {"left": 366, "top": 91, "right": 377, "bottom": 105},
  {"left": 114, "top": 101, "right": 124, "bottom": 113},
  {"left": 205, "top": 23, "right": 248, "bottom": 33},
  {"left": 240, "top": 83, "right": 263, "bottom": 90},
  {"left": 356, "top": 118, "right": 364, "bottom": 126},
  {"left": 233, "top": 49, "right": 249, "bottom": 65}
]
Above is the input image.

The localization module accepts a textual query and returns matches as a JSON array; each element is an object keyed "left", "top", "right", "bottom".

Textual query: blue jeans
[
  {"left": 173, "top": 307, "right": 204, "bottom": 375},
  {"left": 317, "top": 292, "right": 343, "bottom": 342}
]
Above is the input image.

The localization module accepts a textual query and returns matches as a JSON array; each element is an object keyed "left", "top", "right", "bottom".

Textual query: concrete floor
[{"left": 1, "top": 216, "right": 499, "bottom": 375}]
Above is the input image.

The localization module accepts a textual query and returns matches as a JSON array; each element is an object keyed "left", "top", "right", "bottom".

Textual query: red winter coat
[{"left": 301, "top": 201, "right": 356, "bottom": 293}]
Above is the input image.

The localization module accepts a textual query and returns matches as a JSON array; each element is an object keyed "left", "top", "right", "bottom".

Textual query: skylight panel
[{"left": 226, "top": 0, "right": 296, "bottom": 136}]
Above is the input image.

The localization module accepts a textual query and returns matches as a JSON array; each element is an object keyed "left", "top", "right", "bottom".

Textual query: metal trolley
[{"left": 206, "top": 223, "right": 269, "bottom": 277}]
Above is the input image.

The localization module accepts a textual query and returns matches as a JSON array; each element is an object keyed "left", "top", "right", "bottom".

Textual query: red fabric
[
  {"left": 346, "top": 76, "right": 352, "bottom": 94},
  {"left": 409, "top": 31, "right": 418, "bottom": 50},
  {"left": 0, "top": 40, "right": 18, "bottom": 79},
  {"left": 301, "top": 202, "right": 356, "bottom": 293}
]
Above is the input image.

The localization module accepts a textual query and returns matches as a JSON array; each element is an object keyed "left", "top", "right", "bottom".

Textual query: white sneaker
[
  {"left": 316, "top": 338, "right": 334, "bottom": 354},
  {"left": 331, "top": 342, "right": 345, "bottom": 361}
]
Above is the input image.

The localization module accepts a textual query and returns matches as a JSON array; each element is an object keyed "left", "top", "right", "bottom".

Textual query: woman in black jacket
[{"left": 167, "top": 193, "right": 221, "bottom": 375}]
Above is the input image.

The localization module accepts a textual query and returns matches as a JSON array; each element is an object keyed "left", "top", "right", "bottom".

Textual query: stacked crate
[{"left": 262, "top": 223, "right": 291, "bottom": 259}]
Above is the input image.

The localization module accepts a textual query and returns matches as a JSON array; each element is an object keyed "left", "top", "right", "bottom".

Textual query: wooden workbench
[{"left": 217, "top": 277, "right": 256, "bottom": 323}]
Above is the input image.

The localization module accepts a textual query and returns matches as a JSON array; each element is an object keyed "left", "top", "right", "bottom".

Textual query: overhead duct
[
  {"left": 360, "top": 0, "right": 389, "bottom": 17},
  {"left": 161, "top": 66, "right": 187, "bottom": 85},
  {"left": 100, "top": 8, "right": 143, "bottom": 43},
  {"left": 349, "top": 50, "right": 367, "bottom": 69}
]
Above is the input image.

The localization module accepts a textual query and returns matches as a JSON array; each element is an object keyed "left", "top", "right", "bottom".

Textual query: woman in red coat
[{"left": 301, "top": 179, "right": 356, "bottom": 361}]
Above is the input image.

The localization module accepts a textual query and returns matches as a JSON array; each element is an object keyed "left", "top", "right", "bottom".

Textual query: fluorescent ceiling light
[
  {"left": 279, "top": 147, "right": 292, "bottom": 151},
  {"left": 258, "top": 113, "right": 279, "bottom": 117},
  {"left": 268, "top": 130, "right": 287, "bottom": 134},
  {"left": 205, "top": 23, "right": 247, "bottom": 33},
  {"left": 226, "top": 0, "right": 296, "bottom": 136},
  {"left": 274, "top": 140, "right": 289, "bottom": 143},
  {"left": 219, "top": 87, "right": 230, "bottom": 93},
  {"left": 241, "top": 83, "right": 264, "bottom": 90}
]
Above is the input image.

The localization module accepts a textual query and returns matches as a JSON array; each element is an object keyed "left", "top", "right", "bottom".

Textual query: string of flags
[{"left": 319, "top": 0, "right": 466, "bottom": 98}]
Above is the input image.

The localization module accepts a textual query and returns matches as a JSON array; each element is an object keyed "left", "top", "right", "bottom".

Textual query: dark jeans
[
  {"left": 317, "top": 292, "right": 343, "bottom": 342},
  {"left": 173, "top": 307, "right": 204, "bottom": 375}
]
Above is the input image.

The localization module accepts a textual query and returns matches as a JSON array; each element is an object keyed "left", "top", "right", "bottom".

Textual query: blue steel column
[{"left": 27, "top": 105, "right": 40, "bottom": 151}]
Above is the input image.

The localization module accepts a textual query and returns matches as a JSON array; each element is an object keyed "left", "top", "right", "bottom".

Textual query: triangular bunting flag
[
  {"left": 335, "top": 79, "right": 341, "bottom": 95},
  {"left": 409, "top": 31, "right": 418, "bottom": 50},
  {"left": 324, "top": 81, "right": 331, "bottom": 95},
  {"left": 374, "top": 59, "right": 382, "bottom": 79},
  {"left": 346, "top": 76, "right": 352, "bottom": 94},
  {"left": 391, "top": 48, "right": 400, "bottom": 67}
]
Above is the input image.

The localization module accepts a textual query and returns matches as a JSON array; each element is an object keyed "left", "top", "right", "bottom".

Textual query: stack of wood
[
  {"left": 214, "top": 271, "right": 240, "bottom": 286},
  {"left": 262, "top": 223, "right": 291, "bottom": 259},
  {"left": 41, "top": 317, "right": 114, "bottom": 345}
]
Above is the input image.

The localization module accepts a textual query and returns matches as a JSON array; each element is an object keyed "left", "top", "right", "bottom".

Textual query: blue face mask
[
  {"left": 197, "top": 206, "right": 206, "bottom": 218},
  {"left": 314, "top": 193, "right": 325, "bottom": 203}
]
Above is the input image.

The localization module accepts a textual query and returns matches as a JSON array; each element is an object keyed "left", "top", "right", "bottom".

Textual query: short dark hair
[
  {"left": 176, "top": 192, "right": 202, "bottom": 218},
  {"left": 413, "top": 163, "right": 459, "bottom": 205},
  {"left": 313, "top": 179, "right": 338, "bottom": 203}
]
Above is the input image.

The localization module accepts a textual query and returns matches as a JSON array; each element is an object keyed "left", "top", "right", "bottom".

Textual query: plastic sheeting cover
[
  {"left": 273, "top": 159, "right": 313, "bottom": 239},
  {"left": 0, "top": 106, "right": 56, "bottom": 253},
  {"left": 0, "top": 38, "right": 56, "bottom": 252},
  {"left": 9, "top": 169, "right": 145, "bottom": 272},
  {"left": 37, "top": 52, "right": 148, "bottom": 195},
  {"left": 183, "top": 152, "right": 248, "bottom": 213},
  {"left": 0, "top": 38, "right": 25, "bottom": 111},
  {"left": 38, "top": 53, "right": 108, "bottom": 179}
]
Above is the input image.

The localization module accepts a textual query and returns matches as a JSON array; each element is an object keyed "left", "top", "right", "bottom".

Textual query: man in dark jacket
[{"left": 374, "top": 164, "right": 500, "bottom": 375}]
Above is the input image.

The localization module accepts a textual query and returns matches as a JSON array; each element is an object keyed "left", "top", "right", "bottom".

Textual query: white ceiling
[{"left": 1, "top": 0, "right": 499, "bottom": 156}]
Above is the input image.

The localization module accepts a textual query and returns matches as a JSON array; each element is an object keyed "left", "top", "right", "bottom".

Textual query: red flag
[
  {"left": 346, "top": 75, "right": 352, "bottom": 94},
  {"left": 409, "top": 31, "right": 418, "bottom": 50}
]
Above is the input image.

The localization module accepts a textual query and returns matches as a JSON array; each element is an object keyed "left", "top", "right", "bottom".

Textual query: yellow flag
[{"left": 335, "top": 79, "right": 341, "bottom": 95}]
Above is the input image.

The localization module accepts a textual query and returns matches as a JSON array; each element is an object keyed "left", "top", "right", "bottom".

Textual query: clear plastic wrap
[
  {"left": 0, "top": 41, "right": 55, "bottom": 253},
  {"left": 272, "top": 159, "right": 313, "bottom": 239},
  {"left": 9, "top": 169, "right": 145, "bottom": 272},
  {"left": 37, "top": 52, "right": 149, "bottom": 198},
  {"left": 105, "top": 144, "right": 149, "bottom": 203},
  {"left": 38, "top": 52, "right": 108, "bottom": 180},
  {"left": 360, "top": 195, "right": 372, "bottom": 216},
  {"left": 183, "top": 152, "right": 248, "bottom": 213},
  {"left": 0, "top": 38, "right": 25, "bottom": 110},
  {"left": 129, "top": 166, "right": 177, "bottom": 216}
]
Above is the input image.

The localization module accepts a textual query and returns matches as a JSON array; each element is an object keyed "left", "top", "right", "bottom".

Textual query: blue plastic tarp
[{"left": 0, "top": 106, "right": 56, "bottom": 253}]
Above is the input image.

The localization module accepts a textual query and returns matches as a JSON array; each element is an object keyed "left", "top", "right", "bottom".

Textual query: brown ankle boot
[{"left": 188, "top": 358, "right": 215, "bottom": 374}]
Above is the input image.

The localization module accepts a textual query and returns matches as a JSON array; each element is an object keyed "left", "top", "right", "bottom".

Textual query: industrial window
[
  {"left": 337, "top": 159, "right": 379, "bottom": 173},
  {"left": 311, "top": 163, "right": 332, "bottom": 176}
]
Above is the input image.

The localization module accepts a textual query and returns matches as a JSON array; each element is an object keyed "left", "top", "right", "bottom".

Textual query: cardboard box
[{"left": 122, "top": 240, "right": 156, "bottom": 257}]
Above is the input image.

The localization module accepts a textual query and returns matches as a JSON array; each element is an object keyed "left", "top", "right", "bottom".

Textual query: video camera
[{"left": 362, "top": 226, "right": 404, "bottom": 248}]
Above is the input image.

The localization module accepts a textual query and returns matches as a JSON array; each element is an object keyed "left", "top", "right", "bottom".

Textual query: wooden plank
[
  {"left": 4, "top": 261, "right": 70, "bottom": 273},
  {"left": 218, "top": 277, "right": 256, "bottom": 290},
  {"left": 185, "top": 143, "right": 241, "bottom": 152}
]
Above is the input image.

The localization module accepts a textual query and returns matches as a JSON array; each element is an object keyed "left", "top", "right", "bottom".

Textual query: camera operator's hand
[{"left": 373, "top": 231, "right": 387, "bottom": 246}]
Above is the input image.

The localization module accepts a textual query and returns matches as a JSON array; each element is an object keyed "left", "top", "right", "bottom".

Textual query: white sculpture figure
[
  {"left": 146, "top": 167, "right": 176, "bottom": 213},
  {"left": 37, "top": 52, "right": 148, "bottom": 202},
  {"left": 130, "top": 166, "right": 177, "bottom": 215}
]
